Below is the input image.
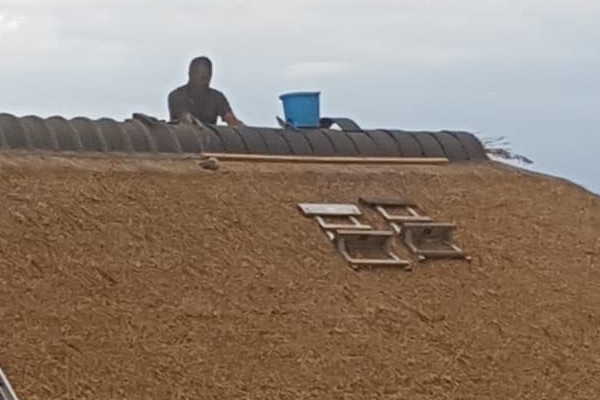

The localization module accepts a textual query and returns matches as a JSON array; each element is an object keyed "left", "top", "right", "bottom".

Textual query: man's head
[{"left": 188, "top": 56, "right": 213, "bottom": 88}]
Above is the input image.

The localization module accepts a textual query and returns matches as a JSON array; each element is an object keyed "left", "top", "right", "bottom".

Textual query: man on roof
[{"left": 168, "top": 56, "right": 242, "bottom": 126}]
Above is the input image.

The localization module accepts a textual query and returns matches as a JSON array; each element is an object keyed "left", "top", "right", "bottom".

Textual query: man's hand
[{"left": 223, "top": 112, "right": 243, "bottom": 127}]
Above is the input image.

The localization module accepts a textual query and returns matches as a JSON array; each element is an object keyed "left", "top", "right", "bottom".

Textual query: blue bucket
[{"left": 279, "top": 91, "right": 320, "bottom": 128}]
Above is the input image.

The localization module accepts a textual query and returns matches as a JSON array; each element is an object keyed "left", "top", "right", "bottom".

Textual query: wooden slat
[
  {"left": 201, "top": 152, "right": 449, "bottom": 165},
  {"left": 0, "top": 365, "right": 20, "bottom": 400}
]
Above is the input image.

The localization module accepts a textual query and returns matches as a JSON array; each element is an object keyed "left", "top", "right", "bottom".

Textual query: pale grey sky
[{"left": 1, "top": 0, "right": 599, "bottom": 193}]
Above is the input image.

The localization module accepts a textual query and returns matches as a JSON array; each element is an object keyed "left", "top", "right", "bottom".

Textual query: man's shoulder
[
  {"left": 168, "top": 84, "right": 188, "bottom": 99},
  {"left": 209, "top": 88, "right": 228, "bottom": 100}
]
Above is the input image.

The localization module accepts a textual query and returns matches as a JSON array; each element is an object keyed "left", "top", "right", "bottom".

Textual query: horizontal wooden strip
[{"left": 201, "top": 153, "right": 449, "bottom": 165}]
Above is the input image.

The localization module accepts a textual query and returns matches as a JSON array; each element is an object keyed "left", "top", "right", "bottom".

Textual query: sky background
[{"left": 1, "top": 0, "right": 598, "bottom": 193}]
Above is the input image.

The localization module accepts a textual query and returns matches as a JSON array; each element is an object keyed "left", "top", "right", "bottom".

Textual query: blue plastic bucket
[{"left": 279, "top": 91, "right": 320, "bottom": 128}]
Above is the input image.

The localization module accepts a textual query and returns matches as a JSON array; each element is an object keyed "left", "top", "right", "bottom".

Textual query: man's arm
[
  {"left": 216, "top": 91, "right": 242, "bottom": 127},
  {"left": 168, "top": 89, "right": 190, "bottom": 121}
]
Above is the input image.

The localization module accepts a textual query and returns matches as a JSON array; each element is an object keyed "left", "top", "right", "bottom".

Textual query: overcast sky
[{"left": 1, "top": 0, "right": 599, "bottom": 193}]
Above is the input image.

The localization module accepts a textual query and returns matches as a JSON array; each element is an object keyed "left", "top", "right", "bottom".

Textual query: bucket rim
[{"left": 279, "top": 91, "right": 321, "bottom": 100}]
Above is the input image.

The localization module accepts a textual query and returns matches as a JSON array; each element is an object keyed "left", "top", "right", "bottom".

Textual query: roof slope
[{"left": 0, "top": 156, "right": 599, "bottom": 399}]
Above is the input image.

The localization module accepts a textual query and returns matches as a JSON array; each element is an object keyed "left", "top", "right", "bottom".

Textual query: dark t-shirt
[{"left": 168, "top": 84, "right": 232, "bottom": 124}]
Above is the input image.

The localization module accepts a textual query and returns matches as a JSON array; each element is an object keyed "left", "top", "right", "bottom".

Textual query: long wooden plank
[
  {"left": 201, "top": 152, "right": 449, "bottom": 165},
  {"left": 0, "top": 365, "right": 20, "bottom": 400}
]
